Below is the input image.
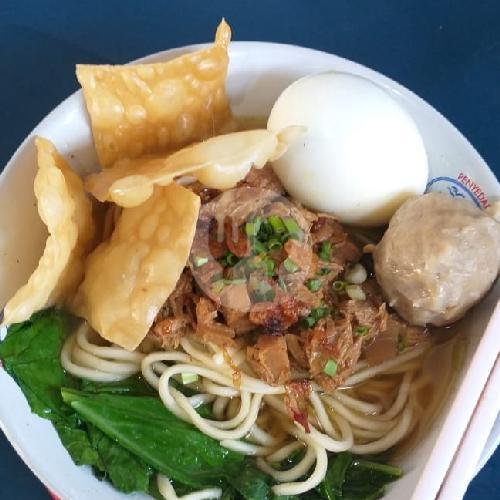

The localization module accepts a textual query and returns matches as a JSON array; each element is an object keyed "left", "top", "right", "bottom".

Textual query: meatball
[{"left": 373, "top": 193, "right": 500, "bottom": 326}]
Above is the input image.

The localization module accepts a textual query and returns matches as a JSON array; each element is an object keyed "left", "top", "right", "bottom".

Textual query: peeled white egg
[{"left": 267, "top": 72, "right": 429, "bottom": 226}]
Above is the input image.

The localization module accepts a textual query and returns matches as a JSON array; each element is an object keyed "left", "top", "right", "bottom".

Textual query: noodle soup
[{"left": 0, "top": 23, "right": 499, "bottom": 500}]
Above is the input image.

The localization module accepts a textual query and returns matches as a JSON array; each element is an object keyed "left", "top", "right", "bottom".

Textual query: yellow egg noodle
[{"left": 61, "top": 323, "right": 432, "bottom": 496}]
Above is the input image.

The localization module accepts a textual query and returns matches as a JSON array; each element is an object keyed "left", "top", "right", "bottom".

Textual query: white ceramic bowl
[{"left": 0, "top": 42, "right": 499, "bottom": 500}]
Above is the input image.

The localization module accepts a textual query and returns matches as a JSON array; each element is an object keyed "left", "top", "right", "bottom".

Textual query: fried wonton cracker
[
  {"left": 85, "top": 126, "right": 304, "bottom": 208},
  {"left": 77, "top": 20, "right": 232, "bottom": 168},
  {"left": 75, "top": 183, "right": 200, "bottom": 351},
  {"left": 3, "top": 138, "right": 95, "bottom": 325}
]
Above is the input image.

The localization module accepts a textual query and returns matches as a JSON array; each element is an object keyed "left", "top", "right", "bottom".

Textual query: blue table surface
[{"left": 0, "top": 1, "right": 499, "bottom": 498}]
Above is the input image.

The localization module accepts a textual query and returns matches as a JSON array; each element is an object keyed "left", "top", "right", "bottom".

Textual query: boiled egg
[{"left": 267, "top": 72, "right": 428, "bottom": 226}]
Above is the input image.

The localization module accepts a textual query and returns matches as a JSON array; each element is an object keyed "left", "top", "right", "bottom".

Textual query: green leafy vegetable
[
  {"left": 0, "top": 309, "right": 403, "bottom": 499},
  {"left": 53, "top": 420, "right": 101, "bottom": 467},
  {"left": 80, "top": 376, "right": 156, "bottom": 396},
  {"left": 0, "top": 309, "right": 78, "bottom": 421},
  {"left": 0, "top": 310, "right": 152, "bottom": 493},
  {"left": 227, "top": 460, "right": 272, "bottom": 500},
  {"left": 87, "top": 424, "right": 153, "bottom": 493},
  {"left": 317, "top": 451, "right": 352, "bottom": 499},
  {"left": 316, "top": 453, "right": 402, "bottom": 500},
  {"left": 61, "top": 389, "right": 243, "bottom": 488}
]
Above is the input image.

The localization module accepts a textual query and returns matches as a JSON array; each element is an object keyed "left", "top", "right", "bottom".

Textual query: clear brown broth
[{"left": 234, "top": 114, "right": 467, "bottom": 462}]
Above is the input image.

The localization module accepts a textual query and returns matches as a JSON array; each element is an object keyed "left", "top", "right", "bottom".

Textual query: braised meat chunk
[{"left": 247, "top": 334, "right": 291, "bottom": 385}]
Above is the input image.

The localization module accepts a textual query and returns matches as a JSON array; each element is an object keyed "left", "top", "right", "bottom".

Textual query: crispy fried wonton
[
  {"left": 77, "top": 20, "right": 232, "bottom": 168},
  {"left": 85, "top": 127, "right": 304, "bottom": 207},
  {"left": 75, "top": 183, "right": 200, "bottom": 351},
  {"left": 3, "top": 138, "right": 95, "bottom": 324}
]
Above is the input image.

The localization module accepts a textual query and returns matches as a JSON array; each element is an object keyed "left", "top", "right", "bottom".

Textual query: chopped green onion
[
  {"left": 301, "top": 306, "right": 330, "bottom": 328},
  {"left": 317, "top": 267, "right": 331, "bottom": 276},
  {"left": 226, "top": 253, "right": 238, "bottom": 266},
  {"left": 318, "top": 241, "right": 332, "bottom": 262},
  {"left": 263, "top": 258, "right": 275, "bottom": 276},
  {"left": 259, "top": 221, "right": 273, "bottom": 239},
  {"left": 278, "top": 277, "right": 288, "bottom": 292},
  {"left": 181, "top": 373, "right": 198, "bottom": 385},
  {"left": 268, "top": 215, "right": 286, "bottom": 234},
  {"left": 218, "top": 252, "right": 238, "bottom": 267},
  {"left": 245, "top": 222, "right": 257, "bottom": 237},
  {"left": 193, "top": 255, "right": 209, "bottom": 268},
  {"left": 397, "top": 334, "right": 407, "bottom": 353},
  {"left": 252, "top": 239, "right": 267, "bottom": 255},
  {"left": 224, "top": 278, "right": 247, "bottom": 286},
  {"left": 346, "top": 284, "right": 366, "bottom": 301},
  {"left": 267, "top": 238, "right": 282, "bottom": 251},
  {"left": 332, "top": 280, "right": 346, "bottom": 292},
  {"left": 283, "top": 217, "right": 300, "bottom": 236},
  {"left": 300, "top": 316, "right": 316, "bottom": 329},
  {"left": 355, "top": 325, "right": 369, "bottom": 336},
  {"left": 245, "top": 216, "right": 263, "bottom": 237},
  {"left": 283, "top": 258, "right": 299, "bottom": 273},
  {"left": 311, "top": 306, "right": 329, "bottom": 321},
  {"left": 323, "top": 359, "right": 338, "bottom": 376},
  {"left": 212, "top": 279, "right": 225, "bottom": 293},
  {"left": 306, "top": 278, "right": 321, "bottom": 292}
]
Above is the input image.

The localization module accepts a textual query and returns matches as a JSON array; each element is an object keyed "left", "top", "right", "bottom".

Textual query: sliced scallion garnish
[
  {"left": 306, "top": 278, "right": 321, "bottom": 292},
  {"left": 283, "top": 217, "right": 300, "bottom": 236},
  {"left": 181, "top": 373, "right": 198, "bottom": 385},
  {"left": 346, "top": 284, "right": 366, "bottom": 301},
  {"left": 263, "top": 258, "right": 275, "bottom": 276},
  {"left": 332, "top": 280, "right": 346, "bottom": 292},
  {"left": 252, "top": 239, "right": 267, "bottom": 255},
  {"left": 323, "top": 359, "right": 338, "bottom": 377},
  {"left": 354, "top": 325, "right": 369, "bottom": 336},
  {"left": 268, "top": 215, "right": 286, "bottom": 234},
  {"left": 267, "top": 238, "right": 282, "bottom": 251},
  {"left": 318, "top": 241, "right": 332, "bottom": 262},
  {"left": 283, "top": 258, "right": 299, "bottom": 273},
  {"left": 193, "top": 255, "right": 209, "bottom": 268}
]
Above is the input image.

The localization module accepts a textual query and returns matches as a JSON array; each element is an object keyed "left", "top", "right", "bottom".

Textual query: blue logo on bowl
[{"left": 425, "top": 173, "right": 489, "bottom": 209}]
